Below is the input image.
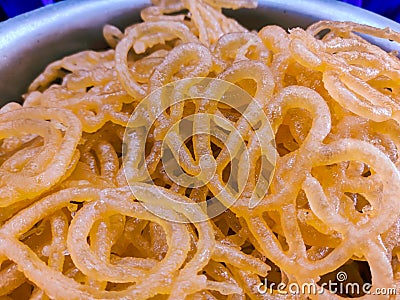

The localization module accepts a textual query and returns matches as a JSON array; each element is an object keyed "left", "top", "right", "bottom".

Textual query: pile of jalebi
[{"left": 0, "top": 0, "right": 400, "bottom": 299}]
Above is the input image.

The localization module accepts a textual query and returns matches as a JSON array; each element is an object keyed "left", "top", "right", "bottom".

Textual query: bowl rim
[{"left": 2, "top": 0, "right": 400, "bottom": 33}]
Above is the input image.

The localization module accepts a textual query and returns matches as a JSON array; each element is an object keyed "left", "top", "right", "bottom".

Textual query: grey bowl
[{"left": 1, "top": 0, "right": 400, "bottom": 103}]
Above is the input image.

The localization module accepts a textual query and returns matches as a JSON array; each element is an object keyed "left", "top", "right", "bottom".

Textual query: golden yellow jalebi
[{"left": 0, "top": 0, "right": 400, "bottom": 299}]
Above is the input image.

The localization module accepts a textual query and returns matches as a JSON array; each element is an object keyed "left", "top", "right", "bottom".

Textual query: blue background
[{"left": 0, "top": 0, "right": 399, "bottom": 22}]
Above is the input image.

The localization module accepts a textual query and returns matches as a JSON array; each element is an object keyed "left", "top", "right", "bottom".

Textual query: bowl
[{"left": 1, "top": 0, "right": 400, "bottom": 103}]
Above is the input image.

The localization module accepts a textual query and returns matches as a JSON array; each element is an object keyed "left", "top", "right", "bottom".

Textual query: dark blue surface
[
  {"left": 1, "top": 0, "right": 46, "bottom": 18},
  {"left": 1, "top": 0, "right": 400, "bottom": 22},
  {"left": 345, "top": 0, "right": 400, "bottom": 23},
  {"left": 0, "top": 0, "right": 55, "bottom": 19}
]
